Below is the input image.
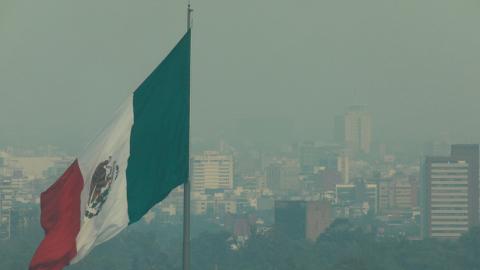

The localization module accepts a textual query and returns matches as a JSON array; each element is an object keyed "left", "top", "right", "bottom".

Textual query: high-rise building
[
  {"left": 335, "top": 106, "right": 372, "bottom": 155},
  {"left": 266, "top": 159, "right": 300, "bottom": 193},
  {"left": 377, "top": 177, "right": 419, "bottom": 213},
  {"left": 422, "top": 144, "right": 479, "bottom": 239},
  {"left": 393, "top": 180, "right": 416, "bottom": 209},
  {"left": 299, "top": 142, "right": 343, "bottom": 176},
  {"left": 0, "top": 178, "right": 14, "bottom": 240},
  {"left": 299, "top": 142, "right": 317, "bottom": 175},
  {"left": 335, "top": 182, "right": 378, "bottom": 214},
  {"left": 337, "top": 151, "right": 350, "bottom": 183},
  {"left": 266, "top": 163, "right": 282, "bottom": 191},
  {"left": 191, "top": 151, "right": 234, "bottom": 194},
  {"left": 274, "top": 200, "right": 332, "bottom": 242}
]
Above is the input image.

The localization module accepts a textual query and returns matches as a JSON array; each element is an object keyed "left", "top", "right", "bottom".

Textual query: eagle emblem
[{"left": 85, "top": 156, "right": 119, "bottom": 218}]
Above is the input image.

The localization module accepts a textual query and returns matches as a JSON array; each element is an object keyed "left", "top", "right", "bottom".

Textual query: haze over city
[{"left": 1, "top": 0, "right": 480, "bottom": 151}]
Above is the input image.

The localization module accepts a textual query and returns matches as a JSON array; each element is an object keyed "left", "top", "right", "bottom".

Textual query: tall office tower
[
  {"left": 344, "top": 105, "right": 372, "bottom": 154},
  {"left": 275, "top": 200, "right": 332, "bottom": 242},
  {"left": 422, "top": 144, "right": 479, "bottom": 239},
  {"left": 191, "top": 151, "right": 234, "bottom": 194},
  {"left": 337, "top": 151, "right": 350, "bottom": 183},
  {"left": 299, "top": 141, "right": 320, "bottom": 175},
  {"left": 335, "top": 106, "right": 372, "bottom": 155}
]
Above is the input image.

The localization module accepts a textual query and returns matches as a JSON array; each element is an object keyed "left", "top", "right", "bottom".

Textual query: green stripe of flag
[{"left": 126, "top": 30, "right": 190, "bottom": 224}]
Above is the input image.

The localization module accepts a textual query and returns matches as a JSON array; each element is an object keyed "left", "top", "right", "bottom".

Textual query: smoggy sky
[{"left": 1, "top": 0, "right": 479, "bottom": 151}]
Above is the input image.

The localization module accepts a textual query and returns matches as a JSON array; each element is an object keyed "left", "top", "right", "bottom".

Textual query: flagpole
[{"left": 183, "top": 3, "right": 193, "bottom": 270}]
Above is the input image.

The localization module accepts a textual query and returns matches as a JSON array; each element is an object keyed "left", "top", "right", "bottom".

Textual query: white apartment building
[
  {"left": 426, "top": 160, "right": 471, "bottom": 238},
  {"left": 191, "top": 151, "right": 234, "bottom": 194}
]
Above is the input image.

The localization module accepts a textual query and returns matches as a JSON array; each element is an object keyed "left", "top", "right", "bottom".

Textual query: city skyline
[{"left": 2, "top": 1, "right": 480, "bottom": 269}]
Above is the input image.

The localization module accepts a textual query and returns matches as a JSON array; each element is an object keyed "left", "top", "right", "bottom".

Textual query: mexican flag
[{"left": 30, "top": 31, "right": 190, "bottom": 270}]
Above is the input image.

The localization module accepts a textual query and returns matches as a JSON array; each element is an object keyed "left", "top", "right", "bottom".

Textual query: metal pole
[
  {"left": 183, "top": 4, "right": 193, "bottom": 270},
  {"left": 183, "top": 170, "right": 191, "bottom": 270}
]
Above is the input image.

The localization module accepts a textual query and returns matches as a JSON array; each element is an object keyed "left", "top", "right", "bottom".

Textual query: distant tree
[
  {"left": 459, "top": 226, "right": 480, "bottom": 269},
  {"left": 5, "top": 216, "right": 480, "bottom": 270}
]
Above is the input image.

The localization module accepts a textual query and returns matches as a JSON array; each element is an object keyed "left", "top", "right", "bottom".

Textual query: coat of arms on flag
[{"left": 85, "top": 157, "right": 119, "bottom": 218}]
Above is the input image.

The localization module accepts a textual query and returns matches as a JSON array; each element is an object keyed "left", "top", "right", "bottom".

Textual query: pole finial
[{"left": 187, "top": 2, "right": 193, "bottom": 30}]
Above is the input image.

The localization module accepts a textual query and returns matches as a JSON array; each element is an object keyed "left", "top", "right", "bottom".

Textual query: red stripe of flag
[{"left": 30, "top": 160, "right": 84, "bottom": 270}]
